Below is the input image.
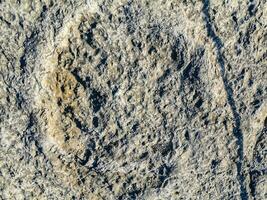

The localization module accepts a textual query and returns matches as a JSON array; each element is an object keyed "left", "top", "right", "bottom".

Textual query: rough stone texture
[{"left": 0, "top": 0, "right": 266, "bottom": 199}]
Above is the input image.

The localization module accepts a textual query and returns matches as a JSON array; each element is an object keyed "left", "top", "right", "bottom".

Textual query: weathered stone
[{"left": 0, "top": 0, "right": 266, "bottom": 199}]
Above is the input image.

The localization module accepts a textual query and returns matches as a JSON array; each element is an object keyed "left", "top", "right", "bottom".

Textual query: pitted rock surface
[{"left": 0, "top": 0, "right": 266, "bottom": 199}]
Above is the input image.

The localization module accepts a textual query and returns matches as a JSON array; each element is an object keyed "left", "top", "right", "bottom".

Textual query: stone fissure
[{"left": 202, "top": 1, "right": 248, "bottom": 199}]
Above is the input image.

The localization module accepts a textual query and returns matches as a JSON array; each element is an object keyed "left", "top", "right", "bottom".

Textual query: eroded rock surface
[{"left": 0, "top": 0, "right": 266, "bottom": 199}]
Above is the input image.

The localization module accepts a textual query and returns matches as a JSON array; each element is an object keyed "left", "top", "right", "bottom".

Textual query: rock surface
[{"left": 0, "top": 0, "right": 266, "bottom": 199}]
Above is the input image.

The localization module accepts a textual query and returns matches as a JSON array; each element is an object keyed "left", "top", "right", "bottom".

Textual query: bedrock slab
[{"left": 0, "top": 0, "right": 266, "bottom": 199}]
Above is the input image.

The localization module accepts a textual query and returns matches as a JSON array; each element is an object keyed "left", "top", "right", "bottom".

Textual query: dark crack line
[{"left": 202, "top": 1, "right": 248, "bottom": 199}]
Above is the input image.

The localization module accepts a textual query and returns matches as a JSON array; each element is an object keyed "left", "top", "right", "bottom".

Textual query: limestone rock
[{"left": 0, "top": 0, "right": 266, "bottom": 199}]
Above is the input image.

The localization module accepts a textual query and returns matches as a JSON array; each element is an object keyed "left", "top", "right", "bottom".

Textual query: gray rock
[{"left": 0, "top": 0, "right": 266, "bottom": 199}]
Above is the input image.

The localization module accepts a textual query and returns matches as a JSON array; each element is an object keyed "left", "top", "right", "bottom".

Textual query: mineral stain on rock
[{"left": 44, "top": 67, "right": 87, "bottom": 154}]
